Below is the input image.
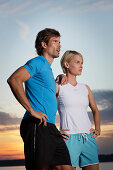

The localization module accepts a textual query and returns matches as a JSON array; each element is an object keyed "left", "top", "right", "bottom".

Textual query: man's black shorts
[{"left": 20, "top": 117, "right": 71, "bottom": 170}]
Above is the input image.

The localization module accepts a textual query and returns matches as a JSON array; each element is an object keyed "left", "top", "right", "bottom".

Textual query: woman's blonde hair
[{"left": 60, "top": 50, "right": 83, "bottom": 73}]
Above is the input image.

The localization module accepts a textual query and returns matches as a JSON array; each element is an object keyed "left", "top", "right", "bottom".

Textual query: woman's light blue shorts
[{"left": 65, "top": 133, "right": 99, "bottom": 167}]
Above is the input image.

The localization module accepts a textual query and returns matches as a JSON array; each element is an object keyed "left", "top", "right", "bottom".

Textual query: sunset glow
[
  {"left": 0, "top": 129, "right": 24, "bottom": 160},
  {"left": 0, "top": 0, "right": 113, "bottom": 161},
  {"left": 0, "top": 123, "right": 112, "bottom": 160}
]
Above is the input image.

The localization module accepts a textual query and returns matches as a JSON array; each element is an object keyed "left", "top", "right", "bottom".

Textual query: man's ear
[{"left": 41, "top": 41, "right": 47, "bottom": 49}]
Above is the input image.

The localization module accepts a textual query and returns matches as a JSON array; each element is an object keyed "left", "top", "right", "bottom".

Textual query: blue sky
[
  {"left": 1, "top": 0, "right": 113, "bottom": 115},
  {"left": 0, "top": 0, "right": 113, "bottom": 157}
]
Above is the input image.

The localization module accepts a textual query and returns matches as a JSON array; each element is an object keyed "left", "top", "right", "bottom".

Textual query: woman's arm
[
  {"left": 56, "top": 83, "right": 59, "bottom": 97},
  {"left": 56, "top": 83, "right": 70, "bottom": 139},
  {"left": 86, "top": 85, "right": 101, "bottom": 138}
]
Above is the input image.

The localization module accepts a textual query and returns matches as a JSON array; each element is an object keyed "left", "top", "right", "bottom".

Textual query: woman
[{"left": 56, "top": 50, "right": 101, "bottom": 170}]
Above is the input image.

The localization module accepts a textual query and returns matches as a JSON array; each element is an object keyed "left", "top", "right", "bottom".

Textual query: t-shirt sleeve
[{"left": 23, "top": 57, "right": 44, "bottom": 77}]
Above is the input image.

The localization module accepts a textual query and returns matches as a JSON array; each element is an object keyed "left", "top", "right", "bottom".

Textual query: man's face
[{"left": 45, "top": 36, "right": 61, "bottom": 58}]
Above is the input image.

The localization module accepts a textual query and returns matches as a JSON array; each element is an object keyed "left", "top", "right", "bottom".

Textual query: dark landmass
[
  {"left": 99, "top": 154, "right": 113, "bottom": 162},
  {"left": 0, "top": 159, "right": 24, "bottom": 167},
  {"left": 0, "top": 154, "right": 113, "bottom": 167}
]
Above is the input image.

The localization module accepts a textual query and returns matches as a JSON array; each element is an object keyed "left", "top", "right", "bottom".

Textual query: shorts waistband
[{"left": 69, "top": 133, "right": 91, "bottom": 143}]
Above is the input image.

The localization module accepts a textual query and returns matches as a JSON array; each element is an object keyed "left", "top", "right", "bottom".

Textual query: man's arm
[
  {"left": 56, "top": 74, "right": 67, "bottom": 85},
  {"left": 7, "top": 66, "right": 48, "bottom": 125}
]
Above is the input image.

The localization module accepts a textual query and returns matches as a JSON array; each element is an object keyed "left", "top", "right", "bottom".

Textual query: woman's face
[{"left": 67, "top": 54, "right": 83, "bottom": 76}]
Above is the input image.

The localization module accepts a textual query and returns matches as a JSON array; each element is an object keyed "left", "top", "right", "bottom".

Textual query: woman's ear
[
  {"left": 41, "top": 41, "right": 47, "bottom": 49},
  {"left": 64, "top": 62, "right": 69, "bottom": 69}
]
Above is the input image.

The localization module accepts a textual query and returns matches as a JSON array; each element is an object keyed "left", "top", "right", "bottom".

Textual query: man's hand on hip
[{"left": 31, "top": 110, "right": 49, "bottom": 126}]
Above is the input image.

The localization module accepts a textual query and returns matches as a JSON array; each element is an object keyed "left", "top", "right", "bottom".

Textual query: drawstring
[{"left": 78, "top": 133, "right": 88, "bottom": 143}]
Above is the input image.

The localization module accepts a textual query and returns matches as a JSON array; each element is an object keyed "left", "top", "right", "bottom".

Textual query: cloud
[
  {"left": 0, "top": 112, "right": 21, "bottom": 132},
  {"left": 0, "top": 125, "right": 20, "bottom": 132},
  {"left": 97, "top": 130, "right": 113, "bottom": 154},
  {"left": 87, "top": 90, "right": 113, "bottom": 124},
  {"left": 20, "top": 0, "right": 52, "bottom": 15},
  {"left": 0, "top": 112, "right": 21, "bottom": 125},
  {"left": 1, "top": 90, "right": 113, "bottom": 131},
  {"left": 57, "top": 90, "right": 113, "bottom": 125},
  {"left": 93, "top": 90, "right": 113, "bottom": 108},
  {"left": 2, "top": 102, "right": 22, "bottom": 110},
  {"left": 56, "top": 90, "right": 113, "bottom": 154},
  {"left": 0, "top": 1, "right": 11, "bottom": 10},
  {"left": 16, "top": 20, "right": 30, "bottom": 40},
  {"left": 9, "top": 0, "right": 31, "bottom": 14},
  {"left": 49, "top": 5, "right": 63, "bottom": 13},
  {"left": 0, "top": 153, "right": 24, "bottom": 160},
  {"left": 1, "top": 0, "right": 113, "bottom": 17},
  {"left": 88, "top": 109, "right": 113, "bottom": 125},
  {"left": 95, "top": 90, "right": 113, "bottom": 122},
  {"left": 63, "top": 0, "right": 113, "bottom": 14}
]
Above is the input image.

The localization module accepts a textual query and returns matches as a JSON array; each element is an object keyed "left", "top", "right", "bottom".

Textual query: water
[
  {"left": 0, "top": 167, "right": 25, "bottom": 170},
  {"left": 76, "top": 162, "right": 113, "bottom": 170},
  {"left": 0, "top": 163, "right": 113, "bottom": 170}
]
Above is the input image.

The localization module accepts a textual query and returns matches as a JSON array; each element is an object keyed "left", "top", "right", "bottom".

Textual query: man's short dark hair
[{"left": 35, "top": 28, "right": 60, "bottom": 56}]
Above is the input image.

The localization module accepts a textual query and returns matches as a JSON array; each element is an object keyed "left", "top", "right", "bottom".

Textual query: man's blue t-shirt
[{"left": 23, "top": 56, "right": 57, "bottom": 124}]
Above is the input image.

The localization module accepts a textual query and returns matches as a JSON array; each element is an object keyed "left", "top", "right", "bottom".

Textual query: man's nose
[{"left": 59, "top": 43, "right": 61, "bottom": 48}]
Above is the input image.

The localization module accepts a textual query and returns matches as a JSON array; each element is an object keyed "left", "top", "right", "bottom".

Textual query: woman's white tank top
[{"left": 57, "top": 83, "right": 92, "bottom": 134}]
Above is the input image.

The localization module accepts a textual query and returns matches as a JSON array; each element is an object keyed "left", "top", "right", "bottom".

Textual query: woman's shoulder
[
  {"left": 78, "top": 83, "right": 90, "bottom": 94},
  {"left": 78, "top": 83, "right": 90, "bottom": 88},
  {"left": 58, "top": 84, "right": 70, "bottom": 96}
]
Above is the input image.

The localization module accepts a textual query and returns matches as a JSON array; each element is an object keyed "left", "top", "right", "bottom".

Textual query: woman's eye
[{"left": 75, "top": 61, "right": 79, "bottom": 64}]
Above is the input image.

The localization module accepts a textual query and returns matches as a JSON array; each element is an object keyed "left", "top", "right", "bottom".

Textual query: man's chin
[{"left": 53, "top": 55, "right": 59, "bottom": 58}]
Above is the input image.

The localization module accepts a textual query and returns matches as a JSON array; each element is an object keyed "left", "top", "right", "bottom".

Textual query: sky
[{"left": 0, "top": 0, "right": 113, "bottom": 160}]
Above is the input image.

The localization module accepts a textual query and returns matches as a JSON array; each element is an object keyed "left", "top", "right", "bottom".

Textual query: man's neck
[
  {"left": 42, "top": 53, "right": 54, "bottom": 65},
  {"left": 45, "top": 56, "right": 54, "bottom": 65}
]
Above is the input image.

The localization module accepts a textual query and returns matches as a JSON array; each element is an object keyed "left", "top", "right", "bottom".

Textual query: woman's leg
[
  {"left": 82, "top": 163, "right": 99, "bottom": 170},
  {"left": 55, "top": 165, "right": 76, "bottom": 170}
]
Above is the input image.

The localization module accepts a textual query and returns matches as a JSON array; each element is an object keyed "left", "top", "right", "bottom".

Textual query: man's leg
[
  {"left": 20, "top": 118, "right": 36, "bottom": 170},
  {"left": 20, "top": 118, "right": 54, "bottom": 170},
  {"left": 50, "top": 125, "right": 72, "bottom": 170}
]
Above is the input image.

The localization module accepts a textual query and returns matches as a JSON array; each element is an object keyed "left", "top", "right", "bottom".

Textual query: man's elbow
[
  {"left": 7, "top": 76, "right": 11, "bottom": 84},
  {"left": 7, "top": 76, "right": 16, "bottom": 87}
]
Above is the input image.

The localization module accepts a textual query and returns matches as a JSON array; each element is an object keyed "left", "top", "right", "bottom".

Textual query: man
[{"left": 7, "top": 28, "right": 72, "bottom": 170}]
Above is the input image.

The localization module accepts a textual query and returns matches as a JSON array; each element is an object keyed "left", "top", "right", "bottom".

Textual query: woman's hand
[
  {"left": 90, "top": 128, "right": 101, "bottom": 138},
  {"left": 60, "top": 129, "right": 70, "bottom": 140}
]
